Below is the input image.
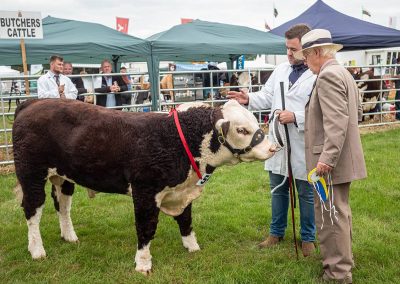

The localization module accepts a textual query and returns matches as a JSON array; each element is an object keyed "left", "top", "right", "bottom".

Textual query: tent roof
[
  {"left": 0, "top": 16, "right": 150, "bottom": 65},
  {"left": 147, "top": 20, "right": 286, "bottom": 61},
  {"left": 270, "top": 0, "right": 400, "bottom": 50}
]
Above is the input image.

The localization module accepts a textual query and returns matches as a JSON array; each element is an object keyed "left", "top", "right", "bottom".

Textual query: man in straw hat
[
  {"left": 228, "top": 24, "right": 317, "bottom": 257},
  {"left": 294, "top": 29, "right": 367, "bottom": 283}
]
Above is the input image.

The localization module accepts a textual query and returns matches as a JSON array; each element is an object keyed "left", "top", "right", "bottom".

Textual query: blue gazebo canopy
[{"left": 270, "top": 0, "right": 400, "bottom": 50}]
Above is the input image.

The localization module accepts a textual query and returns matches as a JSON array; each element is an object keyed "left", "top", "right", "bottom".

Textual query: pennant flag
[
  {"left": 116, "top": 17, "right": 129, "bottom": 33},
  {"left": 273, "top": 4, "right": 278, "bottom": 18},
  {"left": 181, "top": 18, "right": 193, "bottom": 24},
  {"left": 264, "top": 21, "right": 271, "bottom": 31},
  {"left": 362, "top": 7, "right": 371, "bottom": 17}
]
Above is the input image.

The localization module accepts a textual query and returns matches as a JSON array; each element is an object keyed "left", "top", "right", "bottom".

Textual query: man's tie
[
  {"left": 288, "top": 64, "right": 308, "bottom": 89},
  {"left": 54, "top": 75, "right": 60, "bottom": 86}
]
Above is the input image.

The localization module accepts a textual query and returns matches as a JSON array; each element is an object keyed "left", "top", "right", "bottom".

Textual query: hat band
[{"left": 303, "top": 37, "right": 332, "bottom": 49}]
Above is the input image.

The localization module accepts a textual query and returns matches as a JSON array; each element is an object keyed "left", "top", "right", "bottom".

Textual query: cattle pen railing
[{"left": 1, "top": 65, "right": 399, "bottom": 166}]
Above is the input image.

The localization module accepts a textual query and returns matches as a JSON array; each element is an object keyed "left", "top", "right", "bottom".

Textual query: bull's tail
[
  {"left": 13, "top": 181, "right": 23, "bottom": 206},
  {"left": 14, "top": 99, "right": 39, "bottom": 120}
]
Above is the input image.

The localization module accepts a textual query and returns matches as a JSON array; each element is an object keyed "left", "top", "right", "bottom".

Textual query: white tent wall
[{"left": 0, "top": 66, "right": 21, "bottom": 95}]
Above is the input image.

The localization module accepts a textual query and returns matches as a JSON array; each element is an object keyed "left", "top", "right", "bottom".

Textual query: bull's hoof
[
  {"left": 187, "top": 244, "right": 200, "bottom": 253},
  {"left": 61, "top": 231, "right": 79, "bottom": 243},
  {"left": 61, "top": 236, "right": 79, "bottom": 243},
  {"left": 136, "top": 268, "right": 152, "bottom": 276},
  {"left": 135, "top": 244, "right": 152, "bottom": 275},
  {"left": 135, "top": 262, "right": 152, "bottom": 276},
  {"left": 29, "top": 245, "right": 46, "bottom": 260}
]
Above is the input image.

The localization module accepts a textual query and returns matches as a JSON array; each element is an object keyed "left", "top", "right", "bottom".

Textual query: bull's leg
[
  {"left": 174, "top": 203, "right": 200, "bottom": 252},
  {"left": 132, "top": 196, "right": 160, "bottom": 275},
  {"left": 19, "top": 174, "right": 47, "bottom": 259},
  {"left": 51, "top": 181, "right": 78, "bottom": 242}
]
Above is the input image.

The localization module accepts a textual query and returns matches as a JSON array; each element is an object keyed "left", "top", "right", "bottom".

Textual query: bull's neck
[{"left": 171, "top": 107, "right": 223, "bottom": 173}]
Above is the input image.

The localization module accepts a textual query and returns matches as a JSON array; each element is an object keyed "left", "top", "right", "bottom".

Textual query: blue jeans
[{"left": 269, "top": 172, "right": 316, "bottom": 242}]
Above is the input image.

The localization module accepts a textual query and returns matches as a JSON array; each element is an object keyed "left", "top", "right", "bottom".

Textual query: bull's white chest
[{"left": 155, "top": 169, "right": 203, "bottom": 216}]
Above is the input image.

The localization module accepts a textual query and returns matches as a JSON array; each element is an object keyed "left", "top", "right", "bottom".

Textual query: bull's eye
[{"left": 236, "top": 128, "right": 249, "bottom": 135}]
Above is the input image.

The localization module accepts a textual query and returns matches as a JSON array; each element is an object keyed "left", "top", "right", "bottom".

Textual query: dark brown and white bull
[
  {"left": 12, "top": 99, "right": 275, "bottom": 274},
  {"left": 355, "top": 69, "right": 388, "bottom": 120}
]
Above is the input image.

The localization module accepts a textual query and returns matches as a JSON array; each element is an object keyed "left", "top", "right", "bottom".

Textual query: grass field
[{"left": 0, "top": 128, "right": 399, "bottom": 283}]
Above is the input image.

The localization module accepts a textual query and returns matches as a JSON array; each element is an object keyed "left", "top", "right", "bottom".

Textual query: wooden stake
[{"left": 20, "top": 38, "right": 30, "bottom": 96}]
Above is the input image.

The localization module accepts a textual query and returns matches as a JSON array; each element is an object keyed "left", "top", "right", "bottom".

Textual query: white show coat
[
  {"left": 37, "top": 71, "right": 78, "bottom": 100},
  {"left": 248, "top": 62, "right": 316, "bottom": 180}
]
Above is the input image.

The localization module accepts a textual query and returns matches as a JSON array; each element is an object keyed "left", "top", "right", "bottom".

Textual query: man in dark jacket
[
  {"left": 95, "top": 59, "right": 127, "bottom": 108},
  {"left": 63, "top": 62, "right": 87, "bottom": 102}
]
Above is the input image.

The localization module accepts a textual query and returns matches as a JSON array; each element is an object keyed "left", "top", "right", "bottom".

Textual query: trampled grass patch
[{"left": 0, "top": 128, "right": 399, "bottom": 283}]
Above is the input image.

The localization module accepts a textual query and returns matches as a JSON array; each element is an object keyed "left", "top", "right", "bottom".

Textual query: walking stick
[{"left": 280, "top": 81, "right": 299, "bottom": 259}]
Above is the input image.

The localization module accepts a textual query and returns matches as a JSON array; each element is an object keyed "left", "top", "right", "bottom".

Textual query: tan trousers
[{"left": 314, "top": 182, "right": 353, "bottom": 282}]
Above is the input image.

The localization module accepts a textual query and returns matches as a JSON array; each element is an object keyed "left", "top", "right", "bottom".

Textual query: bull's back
[{"left": 12, "top": 99, "right": 172, "bottom": 192}]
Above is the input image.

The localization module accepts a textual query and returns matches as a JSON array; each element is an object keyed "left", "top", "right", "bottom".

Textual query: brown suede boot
[
  {"left": 301, "top": 241, "right": 315, "bottom": 257},
  {"left": 258, "top": 235, "right": 283, "bottom": 249}
]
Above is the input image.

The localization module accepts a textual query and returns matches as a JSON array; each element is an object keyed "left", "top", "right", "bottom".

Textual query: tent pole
[
  {"left": 147, "top": 49, "right": 160, "bottom": 111},
  {"left": 20, "top": 39, "right": 30, "bottom": 96},
  {"left": 112, "top": 55, "right": 120, "bottom": 73}
]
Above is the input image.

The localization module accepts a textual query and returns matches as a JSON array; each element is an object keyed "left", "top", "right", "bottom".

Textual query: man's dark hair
[
  {"left": 285, "top": 24, "right": 311, "bottom": 40},
  {"left": 63, "top": 61, "right": 72, "bottom": 67},
  {"left": 50, "top": 55, "right": 63, "bottom": 63}
]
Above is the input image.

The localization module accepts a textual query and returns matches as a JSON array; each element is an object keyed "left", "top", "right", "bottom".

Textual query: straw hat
[{"left": 294, "top": 29, "right": 343, "bottom": 60}]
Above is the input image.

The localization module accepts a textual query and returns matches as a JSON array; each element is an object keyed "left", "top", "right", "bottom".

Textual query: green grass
[{"left": 1, "top": 128, "right": 399, "bottom": 283}]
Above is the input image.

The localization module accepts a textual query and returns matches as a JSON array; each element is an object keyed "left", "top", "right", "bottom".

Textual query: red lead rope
[{"left": 170, "top": 108, "right": 203, "bottom": 179}]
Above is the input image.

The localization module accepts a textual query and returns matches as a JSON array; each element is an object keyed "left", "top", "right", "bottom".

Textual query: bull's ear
[
  {"left": 221, "top": 121, "right": 230, "bottom": 137},
  {"left": 216, "top": 119, "right": 230, "bottom": 137}
]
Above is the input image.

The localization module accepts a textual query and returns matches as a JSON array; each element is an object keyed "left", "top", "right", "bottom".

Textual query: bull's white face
[
  {"left": 219, "top": 100, "right": 275, "bottom": 162},
  {"left": 357, "top": 73, "right": 369, "bottom": 93}
]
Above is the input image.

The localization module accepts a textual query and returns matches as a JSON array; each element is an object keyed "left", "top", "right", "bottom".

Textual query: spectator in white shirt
[{"left": 37, "top": 55, "right": 77, "bottom": 100}]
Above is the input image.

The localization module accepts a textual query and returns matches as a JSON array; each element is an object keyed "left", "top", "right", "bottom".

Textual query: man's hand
[
  {"left": 110, "top": 85, "right": 120, "bottom": 93},
  {"left": 316, "top": 161, "right": 333, "bottom": 177},
  {"left": 275, "top": 110, "right": 295, "bottom": 124},
  {"left": 110, "top": 81, "right": 120, "bottom": 93},
  {"left": 227, "top": 89, "right": 249, "bottom": 105},
  {"left": 84, "top": 95, "right": 94, "bottom": 104},
  {"left": 59, "top": 84, "right": 66, "bottom": 99}
]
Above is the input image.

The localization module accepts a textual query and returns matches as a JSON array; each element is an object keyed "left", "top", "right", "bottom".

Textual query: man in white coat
[
  {"left": 37, "top": 55, "right": 77, "bottom": 100},
  {"left": 228, "top": 24, "right": 317, "bottom": 257}
]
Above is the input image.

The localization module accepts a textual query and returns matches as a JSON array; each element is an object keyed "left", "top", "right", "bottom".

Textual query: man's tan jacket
[{"left": 305, "top": 59, "right": 367, "bottom": 184}]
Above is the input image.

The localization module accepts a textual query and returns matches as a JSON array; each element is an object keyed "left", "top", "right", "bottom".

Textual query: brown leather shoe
[
  {"left": 322, "top": 273, "right": 352, "bottom": 283},
  {"left": 258, "top": 235, "right": 283, "bottom": 249},
  {"left": 301, "top": 241, "right": 315, "bottom": 257}
]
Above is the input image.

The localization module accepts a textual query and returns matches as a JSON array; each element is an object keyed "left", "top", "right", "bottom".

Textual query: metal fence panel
[{"left": 1, "top": 65, "right": 399, "bottom": 166}]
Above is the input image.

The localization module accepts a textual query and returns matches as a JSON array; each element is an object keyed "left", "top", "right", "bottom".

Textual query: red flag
[
  {"left": 116, "top": 17, "right": 129, "bottom": 34},
  {"left": 181, "top": 18, "right": 193, "bottom": 24}
]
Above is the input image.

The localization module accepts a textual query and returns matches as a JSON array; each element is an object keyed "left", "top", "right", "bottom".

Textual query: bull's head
[{"left": 215, "top": 100, "right": 276, "bottom": 163}]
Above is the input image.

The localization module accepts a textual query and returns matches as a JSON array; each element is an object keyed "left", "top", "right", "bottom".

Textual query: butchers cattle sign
[{"left": 0, "top": 11, "right": 43, "bottom": 39}]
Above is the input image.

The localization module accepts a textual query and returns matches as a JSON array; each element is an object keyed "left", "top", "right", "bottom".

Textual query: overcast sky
[{"left": 2, "top": 0, "right": 400, "bottom": 38}]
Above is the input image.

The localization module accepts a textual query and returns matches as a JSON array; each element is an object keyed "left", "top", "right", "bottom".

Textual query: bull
[
  {"left": 12, "top": 99, "right": 275, "bottom": 274},
  {"left": 355, "top": 69, "right": 388, "bottom": 120}
]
